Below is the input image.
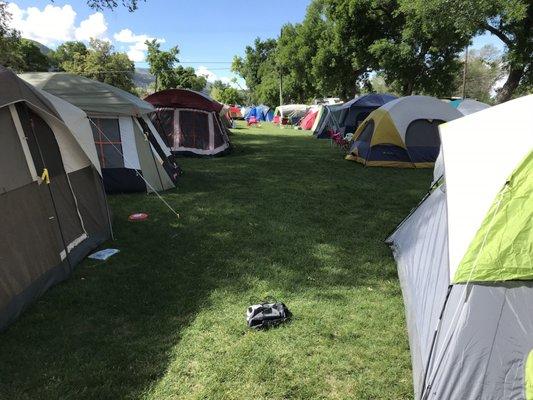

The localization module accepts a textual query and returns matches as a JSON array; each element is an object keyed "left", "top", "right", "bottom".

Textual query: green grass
[{"left": 0, "top": 121, "right": 432, "bottom": 399}]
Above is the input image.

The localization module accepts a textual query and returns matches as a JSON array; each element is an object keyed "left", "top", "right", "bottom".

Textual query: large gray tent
[
  {"left": 387, "top": 95, "right": 533, "bottom": 399},
  {"left": 0, "top": 66, "right": 111, "bottom": 330}
]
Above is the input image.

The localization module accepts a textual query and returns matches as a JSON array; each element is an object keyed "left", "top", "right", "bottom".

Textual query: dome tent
[
  {"left": 450, "top": 98, "right": 490, "bottom": 115},
  {"left": 312, "top": 103, "right": 344, "bottom": 139},
  {"left": 0, "top": 66, "right": 111, "bottom": 330},
  {"left": 19, "top": 72, "right": 179, "bottom": 194},
  {"left": 346, "top": 96, "right": 462, "bottom": 168},
  {"left": 245, "top": 105, "right": 274, "bottom": 122},
  {"left": 145, "top": 89, "right": 231, "bottom": 157},
  {"left": 386, "top": 95, "right": 533, "bottom": 399},
  {"left": 337, "top": 93, "right": 397, "bottom": 134}
]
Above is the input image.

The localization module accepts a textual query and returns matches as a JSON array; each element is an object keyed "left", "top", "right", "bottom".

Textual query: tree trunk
[
  {"left": 401, "top": 80, "right": 414, "bottom": 96},
  {"left": 495, "top": 65, "right": 525, "bottom": 104}
]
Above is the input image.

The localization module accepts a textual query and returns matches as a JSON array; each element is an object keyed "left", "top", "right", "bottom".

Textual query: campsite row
[
  {"left": 1, "top": 64, "right": 532, "bottom": 399},
  {"left": 239, "top": 93, "right": 533, "bottom": 399},
  {"left": 0, "top": 66, "right": 233, "bottom": 330}
]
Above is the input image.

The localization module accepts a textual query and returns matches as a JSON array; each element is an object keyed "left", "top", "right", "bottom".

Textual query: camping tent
[
  {"left": 228, "top": 105, "right": 242, "bottom": 119},
  {"left": 19, "top": 72, "right": 179, "bottom": 194},
  {"left": 145, "top": 89, "right": 231, "bottom": 157},
  {"left": 312, "top": 103, "right": 344, "bottom": 139},
  {"left": 0, "top": 66, "right": 111, "bottom": 330},
  {"left": 337, "top": 93, "right": 397, "bottom": 134},
  {"left": 245, "top": 105, "right": 273, "bottom": 122},
  {"left": 450, "top": 98, "right": 491, "bottom": 115},
  {"left": 386, "top": 94, "right": 533, "bottom": 399},
  {"left": 299, "top": 108, "right": 319, "bottom": 130},
  {"left": 273, "top": 104, "right": 309, "bottom": 125},
  {"left": 346, "top": 96, "right": 462, "bottom": 167}
]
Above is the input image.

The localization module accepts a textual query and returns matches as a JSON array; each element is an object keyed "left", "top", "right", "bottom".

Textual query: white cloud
[
  {"left": 113, "top": 28, "right": 164, "bottom": 62},
  {"left": 7, "top": 2, "right": 165, "bottom": 63},
  {"left": 196, "top": 66, "right": 218, "bottom": 82},
  {"left": 75, "top": 12, "right": 107, "bottom": 41},
  {"left": 7, "top": 3, "right": 77, "bottom": 45}
]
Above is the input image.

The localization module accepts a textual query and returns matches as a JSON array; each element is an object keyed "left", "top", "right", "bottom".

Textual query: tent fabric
[
  {"left": 299, "top": 109, "right": 318, "bottom": 130},
  {"left": 0, "top": 66, "right": 111, "bottom": 331},
  {"left": 386, "top": 94, "right": 533, "bottom": 399},
  {"left": 20, "top": 72, "right": 178, "bottom": 193},
  {"left": 440, "top": 94, "right": 532, "bottom": 280},
  {"left": 453, "top": 152, "right": 532, "bottom": 283},
  {"left": 274, "top": 104, "right": 309, "bottom": 120},
  {"left": 19, "top": 72, "right": 154, "bottom": 116},
  {"left": 147, "top": 89, "right": 231, "bottom": 157},
  {"left": 450, "top": 98, "right": 490, "bottom": 115},
  {"left": 145, "top": 88, "right": 223, "bottom": 113},
  {"left": 337, "top": 93, "right": 397, "bottom": 134},
  {"left": 346, "top": 96, "right": 462, "bottom": 168},
  {"left": 313, "top": 104, "right": 344, "bottom": 139},
  {"left": 245, "top": 105, "right": 273, "bottom": 122}
]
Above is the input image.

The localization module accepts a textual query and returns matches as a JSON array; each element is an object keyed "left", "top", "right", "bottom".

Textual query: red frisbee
[{"left": 128, "top": 212, "right": 149, "bottom": 222}]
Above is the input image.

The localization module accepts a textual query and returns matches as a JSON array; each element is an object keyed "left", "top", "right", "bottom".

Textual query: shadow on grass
[{"left": 0, "top": 129, "right": 431, "bottom": 399}]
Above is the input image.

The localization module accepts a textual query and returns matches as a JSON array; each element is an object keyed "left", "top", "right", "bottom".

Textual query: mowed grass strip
[{"left": 0, "top": 121, "right": 431, "bottom": 399}]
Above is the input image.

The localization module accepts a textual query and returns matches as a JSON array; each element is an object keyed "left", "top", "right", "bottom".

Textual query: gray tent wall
[
  {"left": 387, "top": 186, "right": 533, "bottom": 400},
  {"left": 386, "top": 186, "right": 450, "bottom": 398},
  {"left": 0, "top": 66, "right": 111, "bottom": 330},
  {"left": 314, "top": 104, "right": 343, "bottom": 139}
]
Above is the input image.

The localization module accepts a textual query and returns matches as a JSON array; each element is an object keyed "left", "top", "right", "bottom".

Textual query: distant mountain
[
  {"left": 133, "top": 68, "right": 155, "bottom": 89},
  {"left": 25, "top": 39, "right": 53, "bottom": 55}
]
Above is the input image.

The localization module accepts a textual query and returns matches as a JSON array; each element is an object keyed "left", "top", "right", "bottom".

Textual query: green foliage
[
  {"left": 145, "top": 40, "right": 206, "bottom": 92},
  {"left": 210, "top": 80, "right": 244, "bottom": 105},
  {"left": 17, "top": 39, "right": 51, "bottom": 71},
  {"left": 61, "top": 38, "right": 135, "bottom": 92},
  {"left": 174, "top": 65, "right": 207, "bottom": 92},
  {"left": 50, "top": 41, "right": 88, "bottom": 70},
  {"left": 86, "top": 0, "right": 144, "bottom": 11},
  {"left": 0, "top": 3, "right": 24, "bottom": 70}
]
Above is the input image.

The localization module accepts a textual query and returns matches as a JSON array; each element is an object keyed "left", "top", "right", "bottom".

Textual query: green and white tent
[
  {"left": 19, "top": 72, "right": 180, "bottom": 194},
  {"left": 387, "top": 94, "right": 533, "bottom": 399}
]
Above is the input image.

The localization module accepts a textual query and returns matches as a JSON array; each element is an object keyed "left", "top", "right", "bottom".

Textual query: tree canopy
[
  {"left": 210, "top": 80, "right": 245, "bottom": 105},
  {"left": 232, "top": 0, "right": 531, "bottom": 106}
]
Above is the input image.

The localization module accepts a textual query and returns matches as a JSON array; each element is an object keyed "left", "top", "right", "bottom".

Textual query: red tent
[
  {"left": 145, "top": 89, "right": 231, "bottom": 156},
  {"left": 299, "top": 110, "right": 318, "bottom": 130}
]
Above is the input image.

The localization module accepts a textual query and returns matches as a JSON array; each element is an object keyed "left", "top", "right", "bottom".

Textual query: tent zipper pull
[{"left": 41, "top": 168, "right": 50, "bottom": 184}]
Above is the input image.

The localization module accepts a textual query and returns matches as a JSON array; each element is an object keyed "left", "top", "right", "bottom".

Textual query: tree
[
  {"left": 61, "top": 38, "right": 135, "bottom": 92},
  {"left": 210, "top": 80, "right": 244, "bottom": 105},
  {"left": 0, "top": 2, "right": 23, "bottom": 70},
  {"left": 174, "top": 65, "right": 207, "bottom": 91},
  {"left": 50, "top": 41, "right": 88, "bottom": 70},
  {"left": 232, "top": 38, "right": 277, "bottom": 94},
  {"left": 85, "top": 0, "right": 144, "bottom": 11},
  {"left": 412, "top": 0, "right": 531, "bottom": 102},
  {"left": 17, "top": 39, "right": 51, "bottom": 71},
  {"left": 453, "top": 45, "right": 503, "bottom": 103},
  {"left": 145, "top": 39, "right": 179, "bottom": 91}
]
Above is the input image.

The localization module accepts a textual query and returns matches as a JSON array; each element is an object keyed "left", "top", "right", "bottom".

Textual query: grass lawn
[{"left": 0, "top": 121, "right": 432, "bottom": 399}]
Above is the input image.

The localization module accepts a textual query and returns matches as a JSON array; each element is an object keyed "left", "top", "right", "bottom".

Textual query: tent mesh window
[
  {"left": 90, "top": 117, "right": 124, "bottom": 168},
  {"left": 405, "top": 119, "right": 444, "bottom": 147},
  {"left": 150, "top": 109, "right": 174, "bottom": 148},
  {"left": 178, "top": 110, "right": 210, "bottom": 150}
]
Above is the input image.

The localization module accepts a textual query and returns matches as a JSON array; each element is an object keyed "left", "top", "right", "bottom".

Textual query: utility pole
[{"left": 461, "top": 46, "right": 469, "bottom": 99}]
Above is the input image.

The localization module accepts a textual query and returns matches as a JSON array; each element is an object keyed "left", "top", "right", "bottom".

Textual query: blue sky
[{"left": 8, "top": 0, "right": 503, "bottom": 85}]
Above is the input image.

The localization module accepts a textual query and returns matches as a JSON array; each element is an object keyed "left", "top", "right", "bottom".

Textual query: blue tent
[
  {"left": 338, "top": 93, "right": 397, "bottom": 134},
  {"left": 245, "top": 105, "right": 273, "bottom": 121}
]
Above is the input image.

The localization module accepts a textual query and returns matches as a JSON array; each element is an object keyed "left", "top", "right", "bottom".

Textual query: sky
[{"left": 7, "top": 0, "right": 504, "bottom": 87}]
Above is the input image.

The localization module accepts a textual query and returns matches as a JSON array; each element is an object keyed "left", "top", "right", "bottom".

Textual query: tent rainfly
[
  {"left": 337, "top": 93, "right": 397, "bottom": 134},
  {"left": 145, "top": 89, "right": 232, "bottom": 157},
  {"left": 346, "top": 95, "right": 462, "bottom": 168},
  {"left": 0, "top": 66, "right": 112, "bottom": 330},
  {"left": 312, "top": 103, "right": 344, "bottom": 139},
  {"left": 450, "top": 98, "right": 491, "bottom": 115},
  {"left": 386, "top": 94, "right": 533, "bottom": 399},
  {"left": 273, "top": 104, "right": 309, "bottom": 125},
  {"left": 19, "top": 72, "right": 180, "bottom": 194},
  {"left": 244, "top": 105, "right": 274, "bottom": 122}
]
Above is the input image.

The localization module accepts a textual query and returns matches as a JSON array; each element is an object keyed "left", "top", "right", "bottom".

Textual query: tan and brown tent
[{"left": 0, "top": 66, "right": 112, "bottom": 330}]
